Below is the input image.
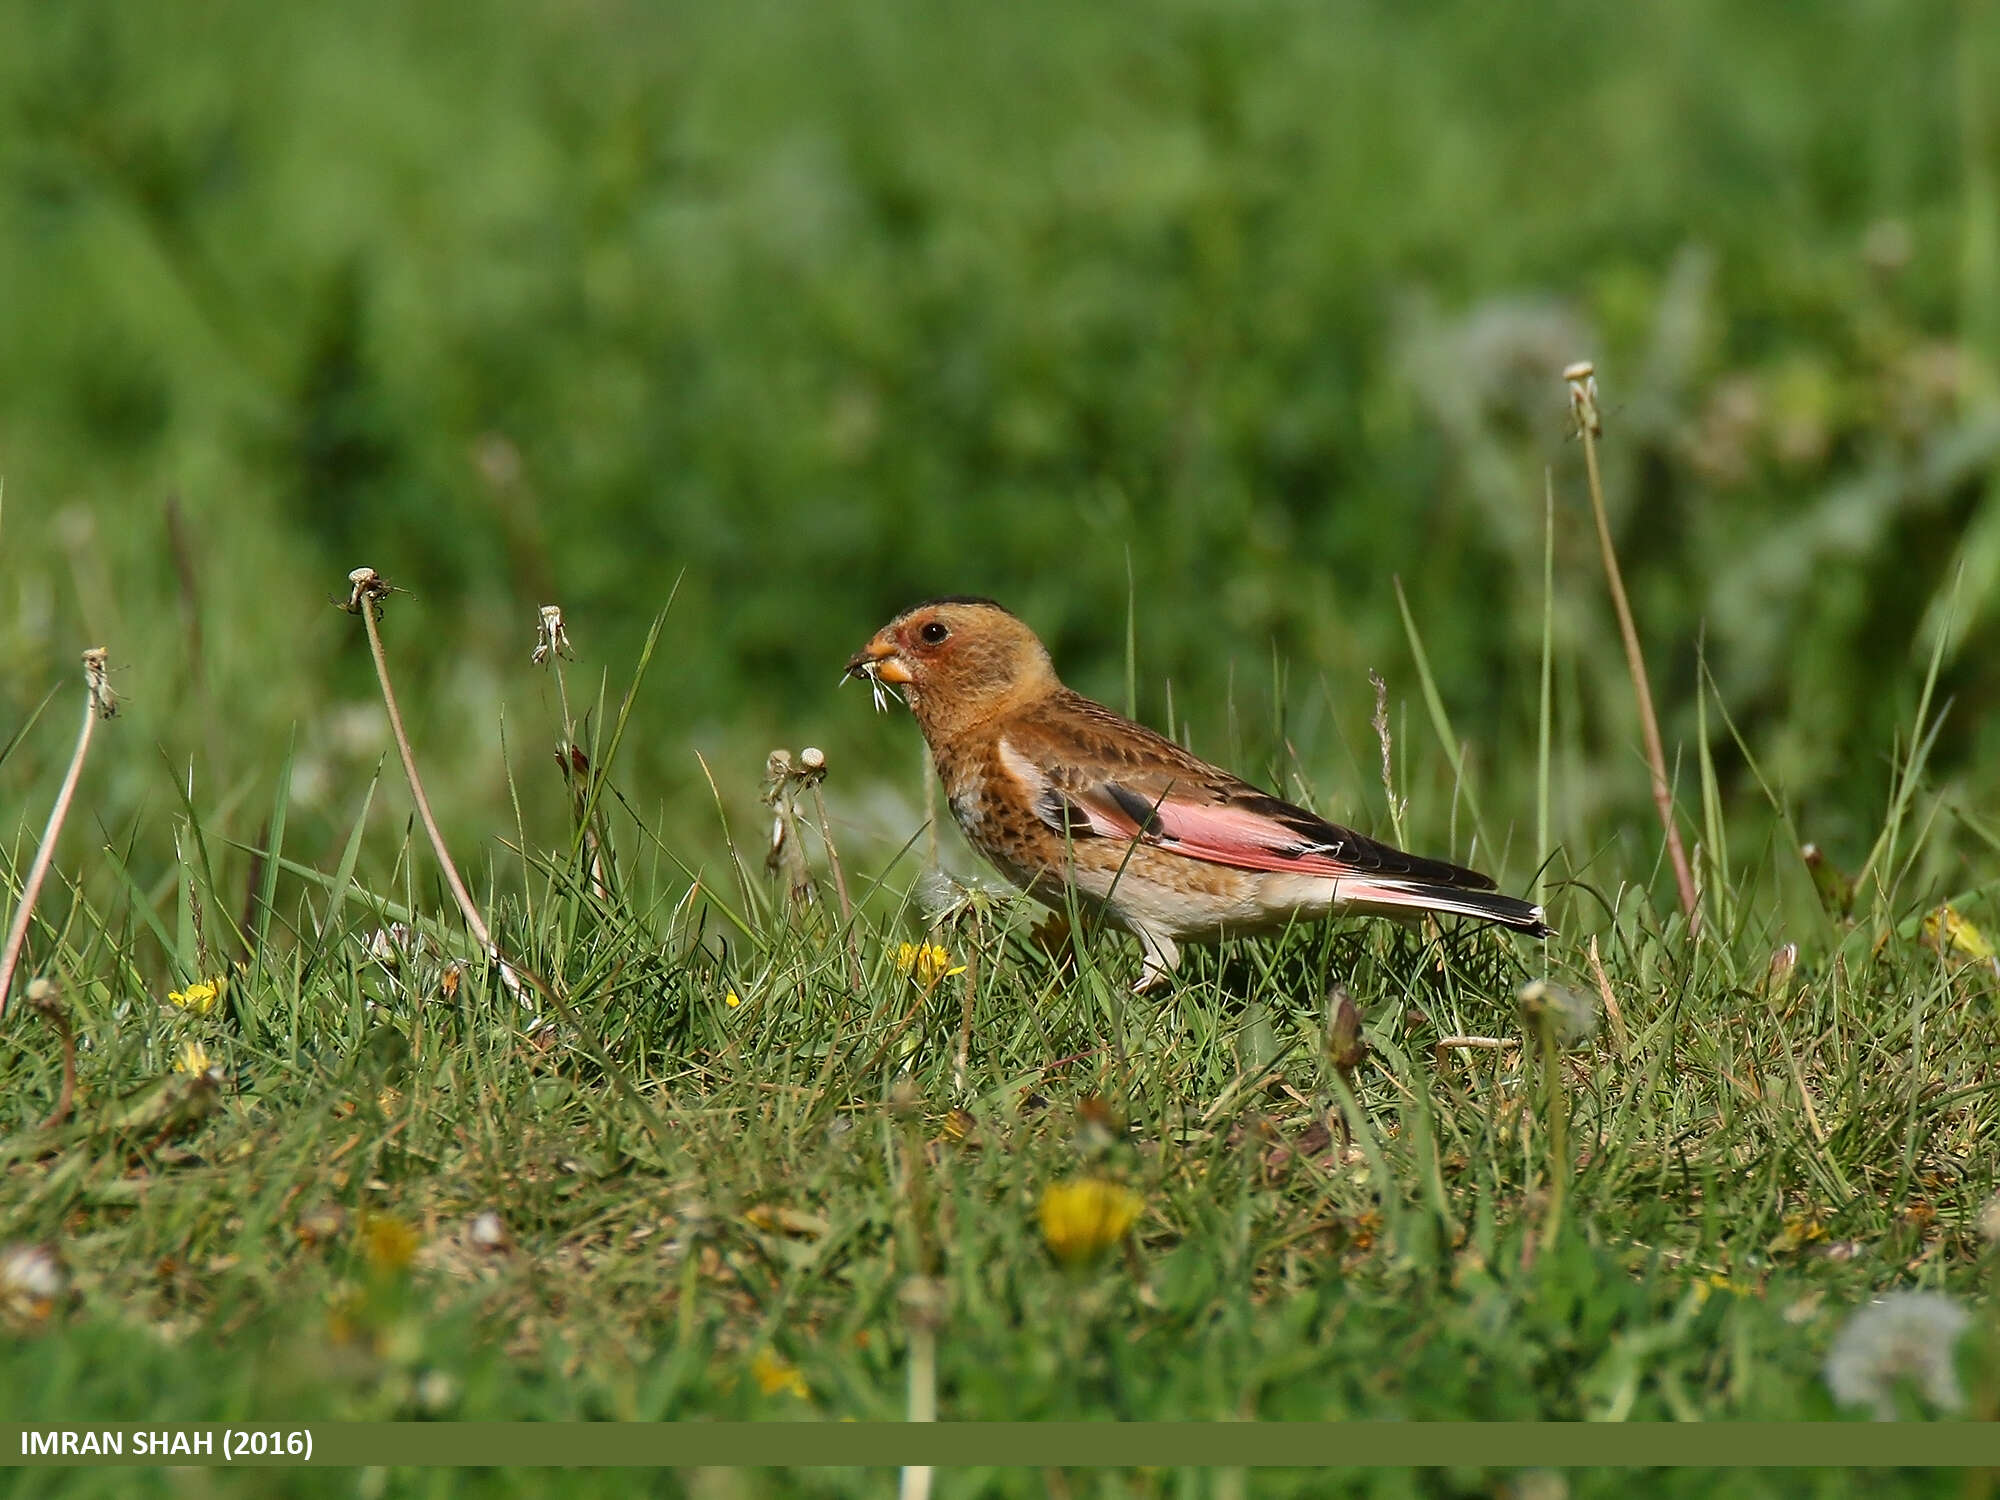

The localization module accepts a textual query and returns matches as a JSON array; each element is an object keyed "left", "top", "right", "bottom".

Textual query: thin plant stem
[
  {"left": 899, "top": 1338, "right": 936, "bottom": 1500},
  {"left": 802, "top": 754, "right": 864, "bottom": 990},
  {"left": 343, "top": 573, "right": 672, "bottom": 1146},
  {"left": 28, "top": 981, "right": 77, "bottom": 1129},
  {"left": 535, "top": 604, "right": 609, "bottom": 901},
  {"left": 1567, "top": 365, "right": 1700, "bottom": 931},
  {"left": 0, "top": 649, "right": 114, "bottom": 1023},
  {"left": 894, "top": 1079, "right": 942, "bottom": 1497},
  {"left": 1538, "top": 1021, "right": 1568, "bottom": 1256},
  {"left": 1537, "top": 468, "right": 1555, "bottom": 920},
  {"left": 952, "top": 908, "right": 981, "bottom": 1100},
  {"left": 344, "top": 570, "right": 526, "bottom": 1008}
]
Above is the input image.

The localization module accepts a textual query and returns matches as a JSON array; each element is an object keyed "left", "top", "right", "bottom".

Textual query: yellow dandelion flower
[
  {"left": 894, "top": 942, "right": 967, "bottom": 993},
  {"left": 172, "top": 1039, "right": 213, "bottom": 1076},
  {"left": 360, "top": 1214, "right": 420, "bottom": 1273},
  {"left": 167, "top": 978, "right": 223, "bottom": 1016},
  {"left": 1038, "top": 1177, "right": 1144, "bottom": 1265},
  {"left": 724, "top": 991, "right": 742, "bottom": 1008},
  {"left": 751, "top": 1349, "right": 809, "bottom": 1399},
  {"left": 1921, "top": 905, "right": 1995, "bottom": 963}
]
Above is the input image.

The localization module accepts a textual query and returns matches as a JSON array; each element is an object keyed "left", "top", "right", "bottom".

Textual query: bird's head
[{"left": 846, "top": 597, "right": 1058, "bottom": 738}]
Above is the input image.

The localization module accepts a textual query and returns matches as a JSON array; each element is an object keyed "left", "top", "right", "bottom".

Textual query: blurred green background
[{"left": 4, "top": 0, "right": 1999, "bottom": 902}]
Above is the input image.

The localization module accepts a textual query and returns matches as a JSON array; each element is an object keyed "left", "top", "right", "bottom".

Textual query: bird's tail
[{"left": 1337, "top": 879, "right": 1552, "bottom": 938}]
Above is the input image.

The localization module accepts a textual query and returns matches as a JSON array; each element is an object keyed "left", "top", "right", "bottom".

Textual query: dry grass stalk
[
  {"left": 795, "top": 747, "right": 864, "bottom": 989},
  {"left": 761, "top": 750, "right": 816, "bottom": 909},
  {"left": 340, "top": 569, "right": 526, "bottom": 1009},
  {"left": 1585, "top": 934, "right": 1630, "bottom": 1059},
  {"left": 1566, "top": 362, "right": 1700, "bottom": 931},
  {"left": 534, "top": 604, "right": 609, "bottom": 901},
  {"left": 0, "top": 648, "right": 116, "bottom": 1022}
]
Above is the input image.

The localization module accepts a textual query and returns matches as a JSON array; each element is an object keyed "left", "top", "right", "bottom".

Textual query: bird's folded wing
[{"left": 998, "top": 726, "right": 1493, "bottom": 889}]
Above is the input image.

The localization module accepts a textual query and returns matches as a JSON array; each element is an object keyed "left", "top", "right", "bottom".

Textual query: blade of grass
[
  {"left": 1392, "top": 575, "right": 1490, "bottom": 861},
  {"left": 250, "top": 726, "right": 296, "bottom": 981}
]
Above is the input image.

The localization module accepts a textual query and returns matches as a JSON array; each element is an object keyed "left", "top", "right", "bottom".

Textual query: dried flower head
[
  {"left": 1038, "top": 1177, "right": 1144, "bottom": 1265},
  {"left": 1564, "top": 360, "right": 1602, "bottom": 438},
  {"left": 81, "top": 647, "right": 117, "bottom": 720},
  {"left": 338, "top": 566, "right": 393, "bottom": 616},
  {"left": 531, "top": 605, "right": 573, "bottom": 666},
  {"left": 173, "top": 1038, "right": 215, "bottom": 1077},
  {"left": 1823, "top": 1291, "right": 1970, "bottom": 1420}
]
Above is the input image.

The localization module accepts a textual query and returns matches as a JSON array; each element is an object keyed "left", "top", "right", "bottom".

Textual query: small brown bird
[{"left": 847, "top": 597, "right": 1549, "bottom": 989}]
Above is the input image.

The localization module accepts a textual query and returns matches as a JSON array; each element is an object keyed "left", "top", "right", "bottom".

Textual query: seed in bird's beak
[
  {"left": 844, "top": 638, "right": 912, "bottom": 712},
  {"left": 845, "top": 639, "right": 913, "bottom": 683}
]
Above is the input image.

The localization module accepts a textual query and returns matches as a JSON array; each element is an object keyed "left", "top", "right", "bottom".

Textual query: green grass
[
  {"left": 3, "top": 582, "right": 1999, "bottom": 1500},
  {"left": 6, "top": 3, "right": 2000, "bottom": 1494}
]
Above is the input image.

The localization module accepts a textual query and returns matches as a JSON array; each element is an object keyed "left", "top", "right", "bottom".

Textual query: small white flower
[{"left": 1823, "top": 1291, "right": 1970, "bottom": 1420}]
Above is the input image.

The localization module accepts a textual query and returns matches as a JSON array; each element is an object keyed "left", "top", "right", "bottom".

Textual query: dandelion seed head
[
  {"left": 1823, "top": 1291, "right": 1970, "bottom": 1420},
  {"left": 1516, "top": 979, "right": 1597, "bottom": 1046}
]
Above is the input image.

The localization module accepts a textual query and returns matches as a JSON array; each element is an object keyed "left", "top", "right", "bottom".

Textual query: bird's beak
[{"left": 845, "top": 635, "right": 914, "bottom": 684}]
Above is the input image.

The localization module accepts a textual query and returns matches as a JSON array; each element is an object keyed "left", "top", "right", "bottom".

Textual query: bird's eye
[{"left": 919, "top": 621, "right": 950, "bottom": 645}]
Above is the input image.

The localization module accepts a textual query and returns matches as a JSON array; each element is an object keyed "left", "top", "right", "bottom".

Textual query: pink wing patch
[{"left": 1080, "top": 788, "right": 1362, "bottom": 878}]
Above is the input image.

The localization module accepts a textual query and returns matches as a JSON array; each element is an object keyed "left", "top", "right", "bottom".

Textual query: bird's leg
[{"left": 1131, "top": 928, "right": 1181, "bottom": 994}]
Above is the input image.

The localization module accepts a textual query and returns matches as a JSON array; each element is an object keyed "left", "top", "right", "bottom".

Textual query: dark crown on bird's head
[{"left": 900, "top": 594, "right": 1015, "bottom": 617}]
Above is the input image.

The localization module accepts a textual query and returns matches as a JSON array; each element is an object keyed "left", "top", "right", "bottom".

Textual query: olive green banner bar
[{"left": 4, "top": 1423, "right": 1999, "bottom": 1468}]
